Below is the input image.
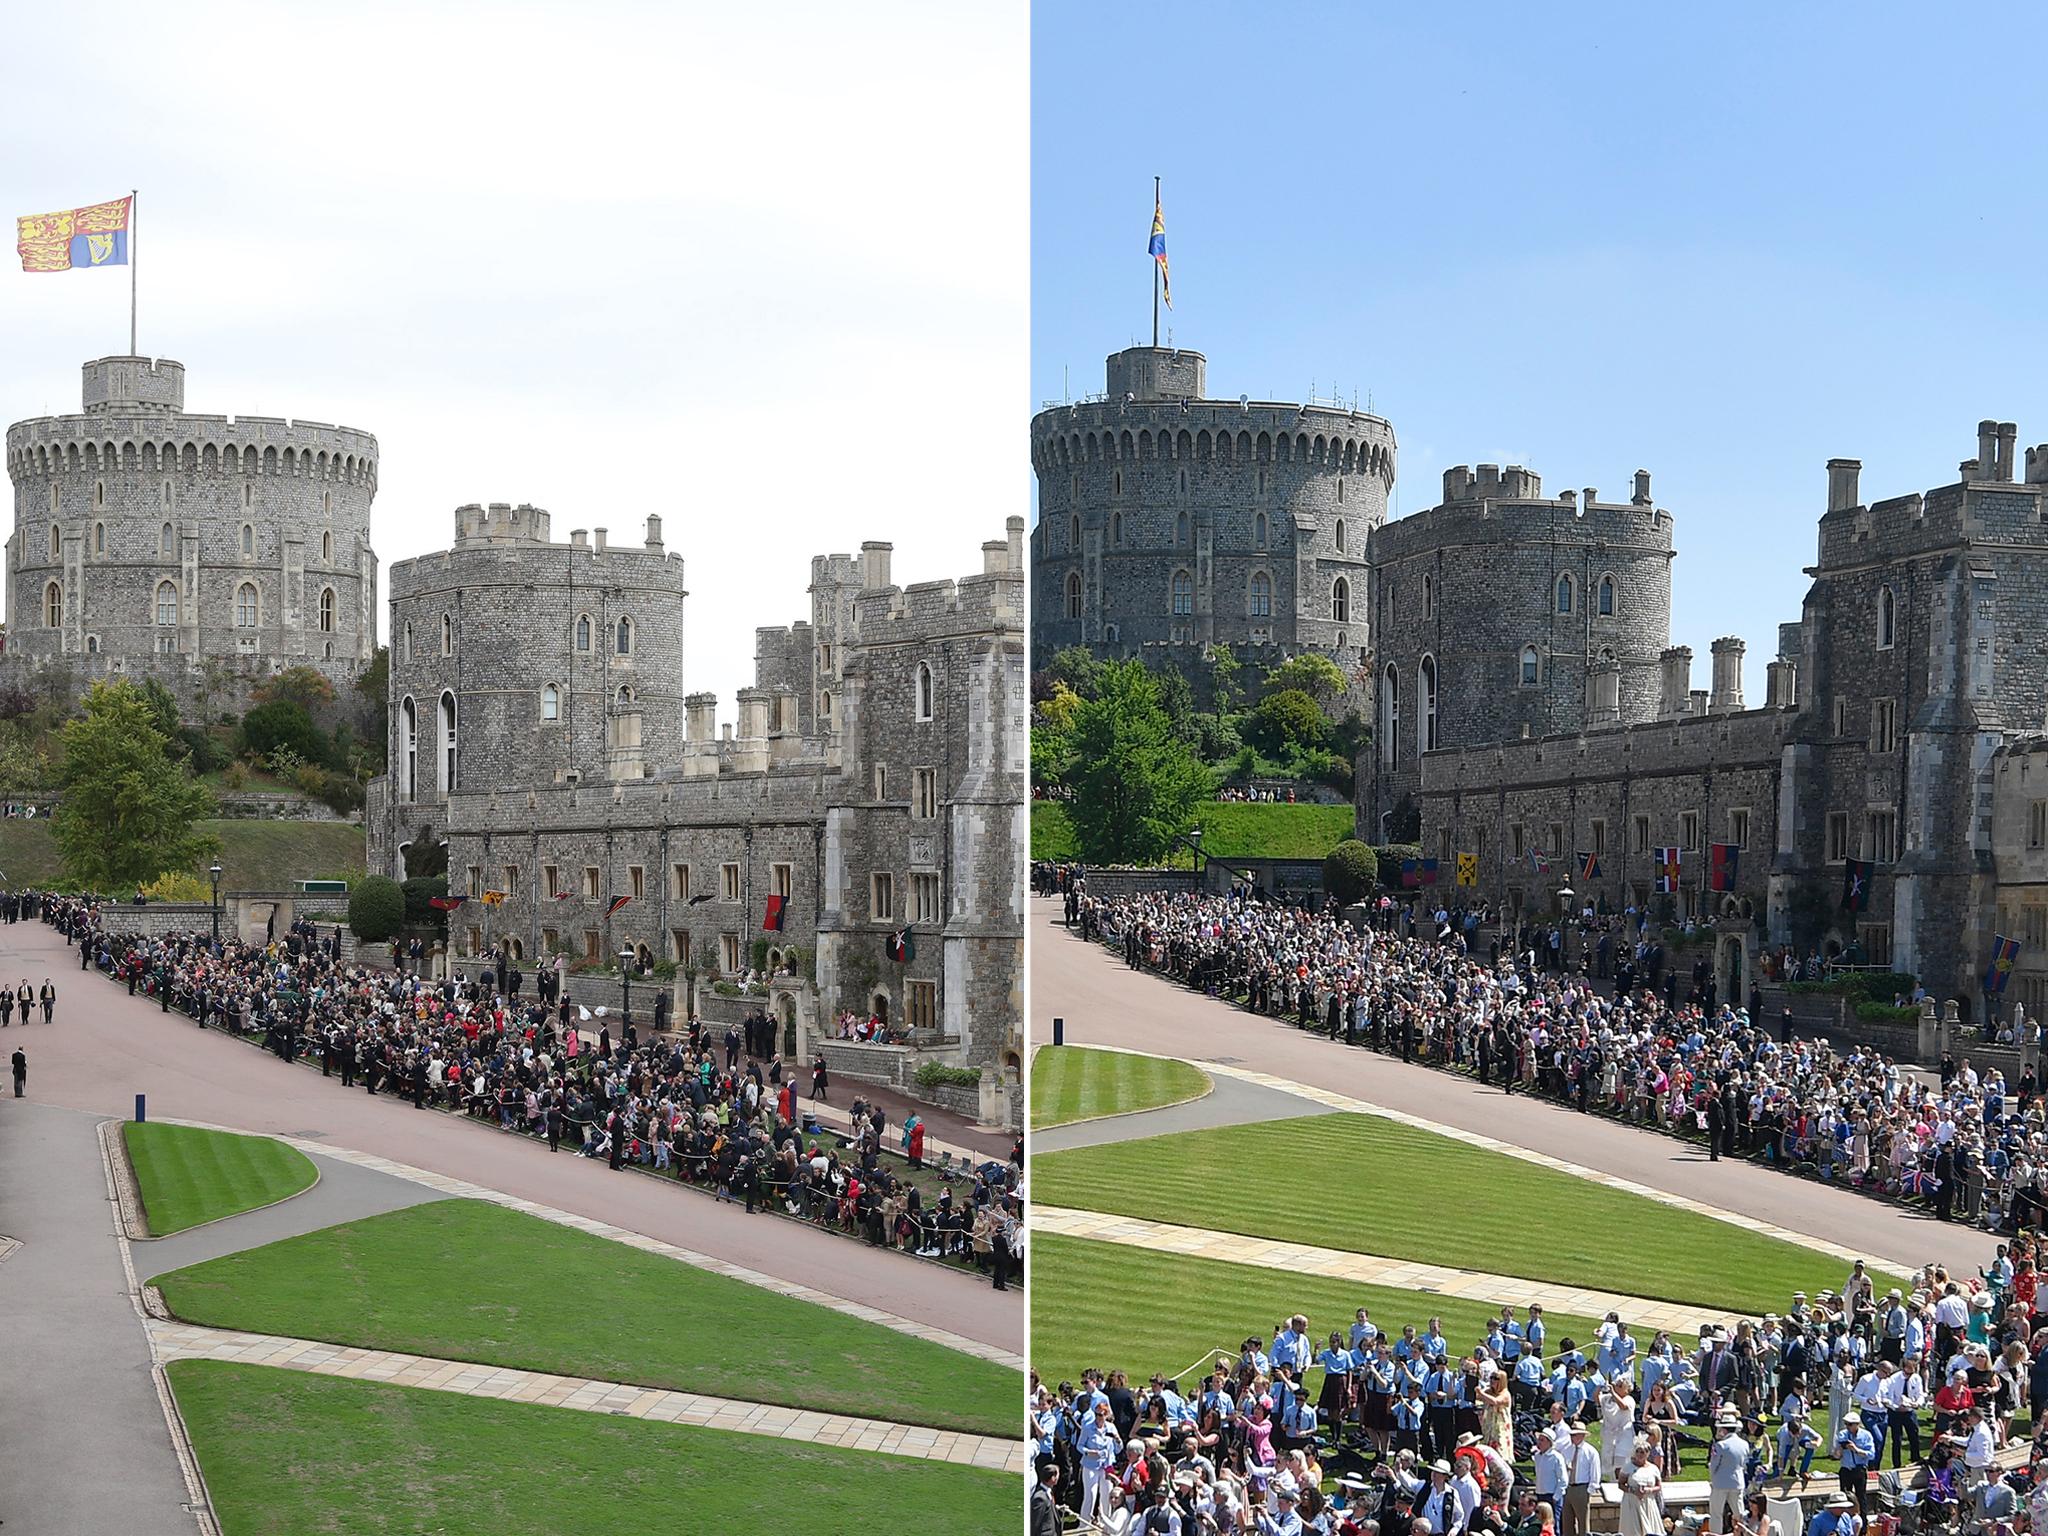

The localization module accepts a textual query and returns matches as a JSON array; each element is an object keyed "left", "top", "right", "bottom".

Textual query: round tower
[
  {"left": 3, "top": 356, "right": 378, "bottom": 704},
  {"left": 1030, "top": 344, "right": 1395, "bottom": 664}
]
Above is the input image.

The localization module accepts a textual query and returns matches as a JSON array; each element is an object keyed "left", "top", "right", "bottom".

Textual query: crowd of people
[
  {"left": 1062, "top": 884, "right": 2048, "bottom": 1235},
  {"left": 1030, "top": 1249, "right": 2048, "bottom": 1536},
  {"left": 40, "top": 893, "right": 1023, "bottom": 1286}
]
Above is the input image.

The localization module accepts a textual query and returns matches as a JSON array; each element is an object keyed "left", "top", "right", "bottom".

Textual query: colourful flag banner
[
  {"left": 427, "top": 896, "right": 464, "bottom": 911},
  {"left": 1418, "top": 858, "right": 1439, "bottom": 887},
  {"left": 605, "top": 894, "right": 633, "bottom": 917},
  {"left": 1985, "top": 935, "right": 2021, "bottom": 995},
  {"left": 1148, "top": 195, "right": 1171, "bottom": 309},
  {"left": 1399, "top": 857, "right": 1419, "bottom": 888},
  {"left": 480, "top": 889, "right": 506, "bottom": 907},
  {"left": 762, "top": 893, "right": 786, "bottom": 932},
  {"left": 17, "top": 196, "right": 130, "bottom": 273},
  {"left": 1654, "top": 847, "right": 1684, "bottom": 894},
  {"left": 1841, "top": 857, "right": 1873, "bottom": 912},
  {"left": 1529, "top": 849, "right": 1551, "bottom": 875},
  {"left": 885, "top": 927, "right": 916, "bottom": 963},
  {"left": 1455, "top": 852, "right": 1478, "bottom": 887},
  {"left": 1578, "top": 851, "right": 1601, "bottom": 882},
  {"left": 1708, "top": 843, "right": 1740, "bottom": 892}
]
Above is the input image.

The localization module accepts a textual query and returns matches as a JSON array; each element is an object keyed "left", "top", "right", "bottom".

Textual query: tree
[
  {"left": 1064, "top": 660, "right": 1212, "bottom": 864},
  {"left": 255, "top": 665, "right": 337, "bottom": 714},
  {"left": 1324, "top": 840, "right": 1377, "bottom": 906},
  {"left": 136, "top": 678, "right": 182, "bottom": 741},
  {"left": 353, "top": 647, "right": 390, "bottom": 774},
  {"left": 1042, "top": 645, "right": 1102, "bottom": 699},
  {"left": 1246, "top": 688, "right": 1330, "bottom": 756},
  {"left": 349, "top": 875, "right": 405, "bottom": 942},
  {"left": 52, "top": 680, "right": 217, "bottom": 891},
  {"left": 402, "top": 875, "right": 450, "bottom": 926},
  {"left": 1208, "top": 643, "right": 1244, "bottom": 713},
  {"left": 241, "top": 699, "right": 327, "bottom": 765},
  {"left": 1264, "top": 653, "right": 1347, "bottom": 708},
  {"left": 404, "top": 827, "right": 449, "bottom": 879},
  {"left": 1151, "top": 661, "right": 1195, "bottom": 736}
]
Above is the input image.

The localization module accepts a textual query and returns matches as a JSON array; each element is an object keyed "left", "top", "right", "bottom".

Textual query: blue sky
[{"left": 1032, "top": 1, "right": 2048, "bottom": 696}]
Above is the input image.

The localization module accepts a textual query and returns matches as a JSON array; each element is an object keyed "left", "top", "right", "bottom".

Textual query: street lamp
[
  {"left": 1177, "top": 826, "right": 1208, "bottom": 892},
  {"left": 618, "top": 946, "right": 636, "bottom": 1024},
  {"left": 209, "top": 861, "right": 224, "bottom": 945},
  {"left": 1555, "top": 884, "right": 1576, "bottom": 972}
]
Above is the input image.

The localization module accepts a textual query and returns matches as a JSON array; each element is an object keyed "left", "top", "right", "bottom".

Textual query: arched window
[
  {"left": 160, "top": 521, "right": 174, "bottom": 556},
  {"left": 47, "top": 526, "right": 59, "bottom": 560},
  {"left": 1069, "top": 514, "right": 1079, "bottom": 550},
  {"left": 1170, "top": 569, "right": 1193, "bottom": 616},
  {"left": 820, "top": 691, "right": 833, "bottom": 720},
  {"left": 400, "top": 696, "right": 417, "bottom": 800},
  {"left": 1250, "top": 571, "right": 1272, "bottom": 617},
  {"left": 440, "top": 614, "right": 453, "bottom": 655},
  {"left": 243, "top": 482, "right": 252, "bottom": 508},
  {"left": 1380, "top": 664, "right": 1399, "bottom": 766},
  {"left": 1255, "top": 512, "right": 1268, "bottom": 548},
  {"left": 616, "top": 616, "right": 633, "bottom": 655},
  {"left": 575, "top": 614, "right": 592, "bottom": 652},
  {"left": 1423, "top": 574, "right": 1435, "bottom": 619},
  {"left": 1176, "top": 510, "right": 1189, "bottom": 545},
  {"left": 1112, "top": 511, "right": 1123, "bottom": 544},
  {"left": 92, "top": 521, "right": 105, "bottom": 556},
  {"left": 439, "top": 690, "right": 458, "bottom": 792},
  {"left": 1421, "top": 654, "right": 1439, "bottom": 752},
  {"left": 615, "top": 684, "right": 633, "bottom": 706},
  {"left": 1331, "top": 577, "right": 1350, "bottom": 624},
  {"left": 1521, "top": 645, "right": 1540, "bottom": 686},
  {"left": 1598, "top": 574, "right": 1616, "bottom": 616},
  {"left": 239, "top": 523, "right": 253, "bottom": 556},
  {"left": 1064, "top": 571, "right": 1082, "bottom": 619},
  {"left": 94, "top": 479, "right": 104, "bottom": 508},
  {"left": 321, "top": 530, "right": 333, "bottom": 563},
  {"left": 43, "top": 581, "right": 61, "bottom": 628},
  {"left": 1335, "top": 518, "right": 1347, "bottom": 554},
  {"left": 1556, "top": 573, "right": 1574, "bottom": 614},
  {"left": 541, "top": 684, "right": 560, "bottom": 721},
  {"left": 154, "top": 581, "right": 177, "bottom": 626},
  {"left": 318, "top": 587, "right": 336, "bottom": 633},
  {"left": 915, "top": 661, "right": 935, "bottom": 720},
  {"left": 1878, "top": 585, "right": 1896, "bottom": 649},
  {"left": 235, "top": 582, "right": 258, "bottom": 628}
]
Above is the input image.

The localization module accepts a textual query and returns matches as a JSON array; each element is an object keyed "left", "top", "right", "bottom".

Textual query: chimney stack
[
  {"left": 860, "top": 540, "right": 893, "bottom": 591},
  {"left": 1709, "top": 636, "right": 1746, "bottom": 714},
  {"left": 1826, "top": 458, "right": 1861, "bottom": 512},
  {"left": 644, "top": 514, "right": 664, "bottom": 551},
  {"left": 1979, "top": 420, "right": 1998, "bottom": 479},
  {"left": 1659, "top": 645, "right": 1693, "bottom": 717},
  {"left": 1632, "top": 469, "right": 1652, "bottom": 506}
]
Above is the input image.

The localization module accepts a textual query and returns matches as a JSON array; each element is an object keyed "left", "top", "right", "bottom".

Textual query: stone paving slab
[{"left": 147, "top": 1319, "right": 1026, "bottom": 1474}]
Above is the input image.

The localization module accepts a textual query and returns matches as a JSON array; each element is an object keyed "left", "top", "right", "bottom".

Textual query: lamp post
[
  {"left": 618, "top": 946, "right": 635, "bottom": 1025},
  {"left": 1177, "top": 826, "right": 1208, "bottom": 893},
  {"left": 1555, "top": 883, "right": 1576, "bottom": 972},
  {"left": 209, "top": 860, "right": 224, "bottom": 945}
]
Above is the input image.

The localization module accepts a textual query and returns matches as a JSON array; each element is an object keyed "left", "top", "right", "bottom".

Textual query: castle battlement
[
  {"left": 1371, "top": 477, "right": 1674, "bottom": 560},
  {"left": 1419, "top": 700, "right": 1796, "bottom": 796}
]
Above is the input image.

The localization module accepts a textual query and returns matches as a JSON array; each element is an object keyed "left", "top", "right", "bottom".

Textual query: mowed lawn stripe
[
  {"left": 1030, "top": 1231, "right": 1602, "bottom": 1390},
  {"left": 1031, "top": 1045, "right": 1210, "bottom": 1129},
  {"left": 123, "top": 1121, "right": 318, "bottom": 1236},
  {"left": 151, "top": 1198, "right": 1018, "bottom": 1437},
  {"left": 168, "top": 1360, "right": 1018, "bottom": 1536},
  {"left": 1032, "top": 1112, "right": 1897, "bottom": 1316}
]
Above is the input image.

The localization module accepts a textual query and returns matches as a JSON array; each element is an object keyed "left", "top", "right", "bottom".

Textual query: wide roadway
[
  {"left": 1029, "top": 898, "right": 1999, "bottom": 1278},
  {"left": 4, "top": 918, "right": 1018, "bottom": 1352}
]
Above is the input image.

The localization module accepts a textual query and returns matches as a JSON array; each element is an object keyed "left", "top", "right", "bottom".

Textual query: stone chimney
[
  {"left": 593, "top": 526, "right": 608, "bottom": 553},
  {"left": 1827, "top": 458, "right": 1861, "bottom": 512},
  {"left": 1979, "top": 420, "right": 1998, "bottom": 480},
  {"left": 644, "top": 514, "right": 664, "bottom": 552},
  {"left": 682, "top": 692, "right": 719, "bottom": 778},
  {"left": 1659, "top": 645, "right": 1693, "bottom": 718},
  {"left": 982, "top": 539, "right": 1008, "bottom": 575},
  {"left": 1709, "top": 636, "right": 1745, "bottom": 713},
  {"left": 1632, "top": 469, "right": 1652, "bottom": 506},
  {"left": 1690, "top": 688, "right": 1710, "bottom": 717},
  {"left": 1998, "top": 422, "right": 2019, "bottom": 481},
  {"left": 860, "top": 540, "right": 893, "bottom": 591},
  {"left": 1006, "top": 514, "right": 1024, "bottom": 571},
  {"left": 571, "top": 529, "right": 589, "bottom": 549},
  {"left": 1765, "top": 658, "right": 1798, "bottom": 709}
]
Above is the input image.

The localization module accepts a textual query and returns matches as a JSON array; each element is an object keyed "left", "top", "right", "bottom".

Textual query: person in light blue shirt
[
  {"left": 1807, "top": 1493, "right": 1861, "bottom": 1536},
  {"left": 1396, "top": 1325, "right": 1421, "bottom": 1362},
  {"left": 1352, "top": 1307, "right": 1380, "bottom": 1353},
  {"left": 1640, "top": 1332, "right": 1674, "bottom": 1400},
  {"left": 1514, "top": 1348, "right": 1547, "bottom": 1410},
  {"left": 1599, "top": 1322, "right": 1638, "bottom": 1384},
  {"left": 1075, "top": 1398, "right": 1122, "bottom": 1527},
  {"left": 1835, "top": 1410, "right": 1877, "bottom": 1523},
  {"left": 1272, "top": 1315, "right": 1313, "bottom": 1377},
  {"left": 1500, "top": 1307, "right": 1525, "bottom": 1363},
  {"left": 1526, "top": 1306, "right": 1547, "bottom": 1362},
  {"left": 1423, "top": 1318, "right": 1448, "bottom": 1360},
  {"left": 1776, "top": 1410, "right": 1821, "bottom": 1482},
  {"left": 1394, "top": 1379, "right": 1427, "bottom": 1455}
]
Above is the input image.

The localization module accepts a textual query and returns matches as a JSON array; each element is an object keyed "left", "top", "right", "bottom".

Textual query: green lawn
[
  {"left": 152, "top": 1199, "right": 1018, "bottom": 1437},
  {"left": 1031, "top": 1045, "right": 1209, "bottom": 1129},
  {"left": 1033, "top": 1112, "right": 1901, "bottom": 1315},
  {"left": 1031, "top": 798, "right": 1355, "bottom": 862},
  {"left": 123, "top": 1122, "right": 317, "bottom": 1236},
  {"left": 0, "top": 817, "right": 365, "bottom": 890},
  {"left": 168, "top": 1360, "right": 1017, "bottom": 1536},
  {"left": 1031, "top": 1232, "right": 1601, "bottom": 1390}
]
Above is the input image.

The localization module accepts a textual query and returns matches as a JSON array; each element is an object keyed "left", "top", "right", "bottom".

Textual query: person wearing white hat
[
  {"left": 1834, "top": 1409, "right": 1876, "bottom": 1523},
  {"left": 1415, "top": 1458, "right": 1463, "bottom": 1536},
  {"left": 1707, "top": 1411, "right": 1748, "bottom": 1535},
  {"left": 1803, "top": 1494, "right": 1858, "bottom": 1536},
  {"left": 1561, "top": 1423, "right": 1599, "bottom": 1536}
]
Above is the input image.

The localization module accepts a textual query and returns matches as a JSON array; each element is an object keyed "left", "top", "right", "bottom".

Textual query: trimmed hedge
[{"left": 915, "top": 1062, "right": 980, "bottom": 1089}]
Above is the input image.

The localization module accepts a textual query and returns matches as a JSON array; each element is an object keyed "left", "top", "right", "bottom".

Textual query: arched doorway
[
  {"left": 1717, "top": 934, "right": 1745, "bottom": 1007},
  {"left": 777, "top": 992, "right": 797, "bottom": 1056},
  {"left": 870, "top": 991, "right": 889, "bottom": 1025}
]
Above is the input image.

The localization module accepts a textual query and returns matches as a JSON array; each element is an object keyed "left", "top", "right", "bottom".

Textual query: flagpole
[
  {"left": 1151, "top": 176, "right": 1160, "bottom": 349},
  {"left": 129, "top": 189, "right": 137, "bottom": 356}
]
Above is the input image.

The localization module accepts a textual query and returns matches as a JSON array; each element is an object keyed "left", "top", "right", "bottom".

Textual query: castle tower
[
  {"left": 1029, "top": 345, "right": 1395, "bottom": 664},
  {"left": 3, "top": 356, "right": 378, "bottom": 705}
]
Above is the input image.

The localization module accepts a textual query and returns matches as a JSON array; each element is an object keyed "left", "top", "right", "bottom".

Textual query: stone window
[
  {"left": 43, "top": 581, "right": 60, "bottom": 628},
  {"left": 615, "top": 684, "right": 633, "bottom": 706},
  {"left": 544, "top": 864, "right": 561, "bottom": 898},
  {"left": 1590, "top": 818, "right": 1607, "bottom": 856},
  {"left": 1867, "top": 809, "right": 1897, "bottom": 864},
  {"left": 1598, "top": 574, "right": 1616, "bottom": 616},
  {"left": 154, "top": 580, "right": 177, "bottom": 626},
  {"left": 1256, "top": 512, "right": 1268, "bottom": 548},
  {"left": 908, "top": 979, "right": 936, "bottom": 1031},
  {"left": 1556, "top": 573, "right": 1574, "bottom": 614},
  {"left": 1176, "top": 511, "right": 1189, "bottom": 545},
  {"left": 1422, "top": 574, "right": 1435, "bottom": 619},
  {"left": 1113, "top": 470, "right": 1122, "bottom": 497},
  {"left": 1549, "top": 821, "right": 1565, "bottom": 857},
  {"left": 1680, "top": 812, "right": 1699, "bottom": 850},
  {"left": 160, "top": 521, "right": 174, "bottom": 556},
  {"left": 584, "top": 866, "right": 602, "bottom": 900},
  {"left": 240, "top": 523, "right": 253, "bottom": 556},
  {"left": 669, "top": 864, "right": 688, "bottom": 899},
  {"left": 720, "top": 862, "right": 741, "bottom": 902},
  {"left": 1379, "top": 664, "right": 1398, "bottom": 767},
  {"left": 400, "top": 697, "right": 417, "bottom": 800},
  {"left": 720, "top": 933, "right": 742, "bottom": 973},
  {"left": 915, "top": 661, "right": 935, "bottom": 721},
  {"left": 913, "top": 766, "right": 938, "bottom": 819},
  {"left": 322, "top": 531, "right": 333, "bottom": 563},
  {"left": 1249, "top": 571, "right": 1272, "bottom": 617},
  {"left": 772, "top": 863, "right": 792, "bottom": 899},
  {"left": 1729, "top": 807, "right": 1751, "bottom": 849},
  {"left": 440, "top": 614, "right": 453, "bottom": 655},
  {"left": 873, "top": 764, "right": 888, "bottom": 800},
  {"left": 1510, "top": 823, "right": 1526, "bottom": 860},
  {"left": 504, "top": 864, "right": 521, "bottom": 898},
  {"left": 541, "top": 683, "right": 559, "bottom": 721},
  {"left": 47, "top": 525, "right": 59, "bottom": 560},
  {"left": 243, "top": 483, "right": 253, "bottom": 509},
  {"left": 628, "top": 865, "right": 645, "bottom": 900},
  {"left": 1858, "top": 923, "right": 1893, "bottom": 967},
  {"left": 1633, "top": 815, "right": 1650, "bottom": 854},
  {"left": 1331, "top": 577, "right": 1349, "bottom": 624},
  {"left": 668, "top": 928, "right": 688, "bottom": 962},
  {"left": 820, "top": 643, "right": 832, "bottom": 672},
  {"left": 870, "top": 871, "right": 895, "bottom": 923},
  {"left": 1520, "top": 646, "right": 1539, "bottom": 686},
  {"left": 94, "top": 479, "right": 104, "bottom": 508},
  {"left": 323, "top": 491, "right": 332, "bottom": 516},
  {"left": 468, "top": 866, "right": 484, "bottom": 898},
  {"left": 1877, "top": 585, "right": 1897, "bottom": 650},
  {"left": 1335, "top": 519, "right": 1347, "bottom": 554},
  {"left": 543, "top": 927, "right": 560, "bottom": 955},
  {"left": 1420, "top": 654, "right": 1438, "bottom": 752},
  {"left": 820, "top": 691, "right": 832, "bottom": 721},
  {"left": 439, "top": 691, "right": 458, "bottom": 791},
  {"left": 235, "top": 583, "right": 258, "bottom": 628},
  {"left": 1065, "top": 571, "right": 1082, "bottom": 619},
  {"left": 575, "top": 614, "right": 592, "bottom": 652},
  {"left": 1871, "top": 697, "right": 1898, "bottom": 755},
  {"left": 318, "top": 587, "right": 336, "bottom": 633},
  {"left": 1069, "top": 513, "right": 1079, "bottom": 549},
  {"left": 2027, "top": 906, "right": 2048, "bottom": 952},
  {"left": 585, "top": 930, "right": 603, "bottom": 964},
  {"left": 2031, "top": 800, "right": 2047, "bottom": 850},
  {"left": 466, "top": 925, "right": 482, "bottom": 957},
  {"left": 1170, "top": 570, "right": 1193, "bottom": 616},
  {"left": 616, "top": 616, "right": 633, "bottom": 655},
  {"left": 403, "top": 622, "right": 413, "bottom": 662},
  {"left": 1826, "top": 811, "right": 1852, "bottom": 863},
  {"left": 1112, "top": 511, "right": 1124, "bottom": 544},
  {"left": 910, "top": 871, "right": 941, "bottom": 923},
  {"left": 92, "top": 521, "right": 105, "bottom": 556}
]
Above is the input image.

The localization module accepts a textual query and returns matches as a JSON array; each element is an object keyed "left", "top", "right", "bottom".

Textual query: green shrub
[
  {"left": 914, "top": 1061, "right": 981, "bottom": 1089},
  {"left": 241, "top": 699, "right": 327, "bottom": 765},
  {"left": 222, "top": 761, "right": 249, "bottom": 791},
  {"left": 319, "top": 774, "right": 366, "bottom": 816},
  {"left": 651, "top": 959, "right": 678, "bottom": 980},
  {"left": 348, "top": 875, "right": 405, "bottom": 943},
  {"left": 713, "top": 981, "right": 741, "bottom": 997},
  {"left": 1855, "top": 1001, "right": 1920, "bottom": 1023},
  {"left": 1371, "top": 843, "right": 1422, "bottom": 890},
  {"left": 401, "top": 876, "right": 449, "bottom": 926},
  {"left": 140, "top": 870, "right": 212, "bottom": 903},
  {"left": 178, "top": 726, "right": 229, "bottom": 774},
  {"left": 1324, "top": 840, "right": 1377, "bottom": 906},
  {"left": 1246, "top": 688, "right": 1329, "bottom": 756}
]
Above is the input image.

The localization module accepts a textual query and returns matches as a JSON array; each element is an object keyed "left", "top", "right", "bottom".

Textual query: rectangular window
[
  {"left": 2021, "top": 974, "right": 2048, "bottom": 1021},
  {"left": 873, "top": 764, "right": 888, "bottom": 801},
  {"left": 542, "top": 927, "right": 558, "bottom": 954},
  {"left": 910, "top": 871, "right": 941, "bottom": 923},
  {"left": 1589, "top": 819, "right": 1606, "bottom": 857},
  {"left": 583, "top": 866, "right": 600, "bottom": 900},
  {"left": 1867, "top": 809, "right": 1897, "bottom": 864},
  {"left": 583, "top": 930, "right": 601, "bottom": 963},
  {"left": 913, "top": 767, "right": 938, "bottom": 819},
  {"left": 1826, "top": 811, "right": 1851, "bottom": 863},
  {"left": 467, "top": 866, "right": 483, "bottom": 898},
  {"left": 1474, "top": 824, "right": 1487, "bottom": 860},
  {"left": 721, "top": 932, "right": 742, "bottom": 973},
  {"left": 627, "top": 864, "right": 644, "bottom": 900},
  {"left": 720, "top": 862, "right": 741, "bottom": 902},
  {"left": 772, "top": 862, "right": 793, "bottom": 899},
  {"left": 2030, "top": 800, "right": 2047, "bottom": 850},
  {"left": 1872, "top": 697, "right": 1899, "bottom": 755},
  {"left": 503, "top": 864, "right": 520, "bottom": 898},
  {"left": 544, "top": 864, "right": 560, "bottom": 899},
  {"left": 1680, "top": 812, "right": 1700, "bottom": 851},
  {"left": 1509, "top": 823, "right": 1525, "bottom": 860},
  {"left": 1728, "top": 808, "right": 1751, "bottom": 849},
  {"left": 1634, "top": 815, "right": 1651, "bottom": 855},
  {"left": 2025, "top": 907, "right": 2048, "bottom": 952},
  {"left": 466, "top": 925, "right": 482, "bottom": 957},
  {"left": 671, "top": 863, "right": 690, "bottom": 900},
  {"left": 908, "top": 979, "right": 937, "bottom": 1031},
  {"left": 1858, "top": 922, "right": 1894, "bottom": 967},
  {"left": 1548, "top": 822, "right": 1564, "bottom": 856},
  {"left": 871, "top": 871, "right": 895, "bottom": 923}
]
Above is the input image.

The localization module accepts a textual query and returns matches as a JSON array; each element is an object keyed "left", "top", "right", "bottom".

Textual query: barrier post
[
  {"left": 134, "top": 1093, "right": 145, "bottom": 1124},
  {"left": 1053, "top": 1016, "right": 1064, "bottom": 1046}
]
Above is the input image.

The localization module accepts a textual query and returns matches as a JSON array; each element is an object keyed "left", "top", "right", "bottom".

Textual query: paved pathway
[
  {"left": 1032, "top": 902, "right": 1996, "bottom": 1275},
  {"left": 145, "top": 1318, "right": 1025, "bottom": 1474},
  {"left": 4, "top": 918, "right": 1016, "bottom": 1351},
  {"left": 0, "top": 1100, "right": 200, "bottom": 1535},
  {"left": 132, "top": 1146, "right": 444, "bottom": 1281},
  {"left": 1032, "top": 1206, "right": 1730, "bottom": 1334},
  {"left": 1032, "top": 1067, "right": 1325, "bottom": 1153}
]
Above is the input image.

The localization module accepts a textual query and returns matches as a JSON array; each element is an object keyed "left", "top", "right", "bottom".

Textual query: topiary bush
[
  {"left": 1324, "top": 839, "right": 1377, "bottom": 906},
  {"left": 349, "top": 875, "right": 405, "bottom": 942}
]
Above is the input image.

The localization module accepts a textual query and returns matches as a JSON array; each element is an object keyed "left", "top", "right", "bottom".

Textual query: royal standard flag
[
  {"left": 17, "top": 196, "right": 130, "bottom": 273},
  {"left": 1708, "top": 843, "right": 1740, "bottom": 893},
  {"left": 1455, "top": 852, "right": 1478, "bottom": 887},
  {"left": 1985, "top": 935, "right": 2021, "bottom": 996},
  {"left": 1148, "top": 196, "right": 1172, "bottom": 309},
  {"left": 1654, "top": 846, "right": 1683, "bottom": 894}
]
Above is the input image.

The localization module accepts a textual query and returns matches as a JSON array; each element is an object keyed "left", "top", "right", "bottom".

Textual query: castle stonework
[{"left": 3, "top": 356, "right": 378, "bottom": 707}]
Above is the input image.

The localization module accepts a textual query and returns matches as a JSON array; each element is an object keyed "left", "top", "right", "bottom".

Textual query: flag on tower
[
  {"left": 1654, "top": 847, "right": 1683, "bottom": 894},
  {"left": 16, "top": 196, "right": 130, "bottom": 273},
  {"left": 1708, "top": 843, "right": 1740, "bottom": 892},
  {"left": 1985, "top": 935, "right": 2022, "bottom": 995},
  {"left": 1148, "top": 194, "right": 1171, "bottom": 309}
]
